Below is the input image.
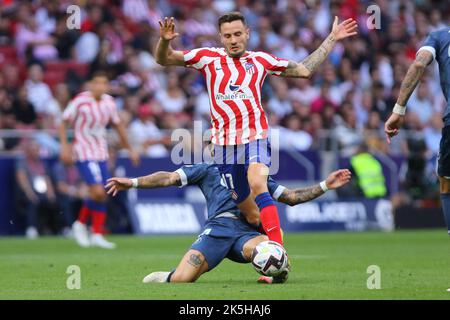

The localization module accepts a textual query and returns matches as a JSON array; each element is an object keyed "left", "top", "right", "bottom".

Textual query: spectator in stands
[
  {"left": 364, "top": 111, "right": 388, "bottom": 153},
  {"left": 12, "top": 86, "right": 37, "bottom": 127},
  {"left": 268, "top": 79, "right": 293, "bottom": 118},
  {"left": 15, "top": 139, "right": 59, "bottom": 238},
  {"left": 338, "top": 143, "right": 387, "bottom": 199},
  {"left": 15, "top": 14, "right": 58, "bottom": 62},
  {"left": 128, "top": 103, "right": 170, "bottom": 157},
  {"left": 24, "top": 64, "right": 55, "bottom": 116},
  {"left": 279, "top": 114, "right": 313, "bottom": 151},
  {"left": 333, "top": 102, "right": 363, "bottom": 157},
  {"left": 424, "top": 113, "right": 443, "bottom": 156},
  {"left": 155, "top": 71, "right": 187, "bottom": 114},
  {"left": 0, "top": 113, "right": 20, "bottom": 151},
  {"left": 46, "top": 83, "right": 71, "bottom": 129},
  {"left": 408, "top": 82, "right": 434, "bottom": 126},
  {"left": 52, "top": 161, "right": 88, "bottom": 237}
]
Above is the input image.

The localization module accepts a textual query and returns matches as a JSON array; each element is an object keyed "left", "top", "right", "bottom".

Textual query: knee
[{"left": 248, "top": 178, "right": 267, "bottom": 195}]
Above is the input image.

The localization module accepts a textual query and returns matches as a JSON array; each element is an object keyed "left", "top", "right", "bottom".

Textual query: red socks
[
  {"left": 77, "top": 205, "right": 91, "bottom": 224},
  {"left": 259, "top": 204, "right": 283, "bottom": 245},
  {"left": 91, "top": 211, "right": 106, "bottom": 234}
]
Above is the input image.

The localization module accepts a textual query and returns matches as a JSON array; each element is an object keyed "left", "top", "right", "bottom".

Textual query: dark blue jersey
[
  {"left": 175, "top": 163, "right": 285, "bottom": 222},
  {"left": 418, "top": 27, "right": 450, "bottom": 125}
]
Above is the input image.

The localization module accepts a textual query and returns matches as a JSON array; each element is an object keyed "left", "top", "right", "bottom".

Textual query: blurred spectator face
[
  {"left": 28, "top": 64, "right": 44, "bottom": 82},
  {"left": 167, "top": 72, "right": 180, "bottom": 89},
  {"left": 367, "top": 111, "right": 381, "bottom": 129},
  {"left": 16, "top": 3, "right": 32, "bottom": 24},
  {"left": 429, "top": 114, "right": 443, "bottom": 130},
  {"left": 89, "top": 75, "right": 109, "bottom": 99},
  {"left": 417, "top": 84, "right": 428, "bottom": 100},
  {"left": 219, "top": 20, "right": 249, "bottom": 58},
  {"left": 17, "top": 86, "right": 28, "bottom": 102},
  {"left": 137, "top": 104, "right": 153, "bottom": 122},
  {"left": 25, "top": 140, "right": 40, "bottom": 160},
  {"left": 2, "top": 113, "right": 16, "bottom": 129},
  {"left": 54, "top": 84, "right": 70, "bottom": 105},
  {"left": 286, "top": 115, "right": 302, "bottom": 131}
]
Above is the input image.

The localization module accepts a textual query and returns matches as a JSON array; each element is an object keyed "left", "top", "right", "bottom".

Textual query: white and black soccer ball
[{"left": 251, "top": 241, "right": 288, "bottom": 276}]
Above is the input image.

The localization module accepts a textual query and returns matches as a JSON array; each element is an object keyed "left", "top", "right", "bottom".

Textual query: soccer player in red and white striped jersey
[
  {"left": 59, "top": 71, "right": 140, "bottom": 249},
  {"left": 155, "top": 13, "right": 357, "bottom": 254}
]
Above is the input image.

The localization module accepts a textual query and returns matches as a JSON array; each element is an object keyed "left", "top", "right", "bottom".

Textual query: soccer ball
[{"left": 251, "top": 241, "right": 288, "bottom": 276}]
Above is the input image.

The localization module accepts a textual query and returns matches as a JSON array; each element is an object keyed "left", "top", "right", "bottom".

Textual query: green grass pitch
[{"left": 0, "top": 230, "right": 449, "bottom": 299}]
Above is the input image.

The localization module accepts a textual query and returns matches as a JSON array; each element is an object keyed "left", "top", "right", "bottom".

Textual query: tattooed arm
[
  {"left": 277, "top": 169, "right": 352, "bottom": 206},
  {"left": 105, "top": 171, "right": 181, "bottom": 196},
  {"left": 384, "top": 50, "right": 434, "bottom": 143},
  {"left": 396, "top": 50, "right": 434, "bottom": 106},
  {"left": 281, "top": 35, "right": 337, "bottom": 78},
  {"left": 280, "top": 17, "right": 357, "bottom": 78},
  {"left": 278, "top": 184, "right": 325, "bottom": 206}
]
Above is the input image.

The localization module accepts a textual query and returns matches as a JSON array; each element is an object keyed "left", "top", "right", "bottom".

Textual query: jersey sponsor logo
[{"left": 215, "top": 82, "right": 254, "bottom": 101}]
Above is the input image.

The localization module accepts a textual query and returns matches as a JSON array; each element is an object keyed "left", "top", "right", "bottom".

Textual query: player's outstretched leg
[
  {"left": 143, "top": 271, "right": 171, "bottom": 283},
  {"left": 88, "top": 185, "right": 116, "bottom": 249},
  {"left": 248, "top": 163, "right": 283, "bottom": 246}
]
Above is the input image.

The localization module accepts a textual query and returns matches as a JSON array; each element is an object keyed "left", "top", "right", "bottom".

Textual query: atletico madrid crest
[{"left": 245, "top": 62, "right": 255, "bottom": 74}]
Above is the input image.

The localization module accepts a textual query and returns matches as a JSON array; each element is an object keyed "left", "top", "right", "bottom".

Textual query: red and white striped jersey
[
  {"left": 62, "top": 91, "right": 121, "bottom": 161},
  {"left": 184, "top": 47, "right": 289, "bottom": 145}
]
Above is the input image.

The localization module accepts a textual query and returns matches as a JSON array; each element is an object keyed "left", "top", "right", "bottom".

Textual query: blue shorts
[
  {"left": 191, "top": 216, "right": 261, "bottom": 271},
  {"left": 438, "top": 126, "right": 450, "bottom": 177},
  {"left": 76, "top": 160, "right": 109, "bottom": 185},
  {"left": 214, "top": 139, "right": 271, "bottom": 204}
]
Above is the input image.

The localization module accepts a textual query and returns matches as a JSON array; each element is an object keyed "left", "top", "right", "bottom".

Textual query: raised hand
[
  {"left": 158, "top": 17, "right": 179, "bottom": 41},
  {"left": 325, "top": 169, "right": 352, "bottom": 189},
  {"left": 105, "top": 177, "right": 133, "bottom": 197},
  {"left": 330, "top": 16, "right": 358, "bottom": 40},
  {"left": 384, "top": 113, "right": 404, "bottom": 144}
]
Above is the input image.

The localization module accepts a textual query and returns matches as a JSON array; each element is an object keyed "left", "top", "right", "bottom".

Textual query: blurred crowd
[
  {"left": 0, "top": 0, "right": 448, "bottom": 159},
  {"left": 0, "top": 0, "right": 448, "bottom": 236}
]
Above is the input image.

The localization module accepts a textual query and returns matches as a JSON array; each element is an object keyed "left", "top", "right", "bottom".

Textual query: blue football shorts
[
  {"left": 214, "top": 139, "right": 271, "bottom": 204},
  {"left": 76, "top": 160, "right": 109, "bottom": 185},
  {"left": 190, "top": 215, "right": 262, "bottom": 271}
]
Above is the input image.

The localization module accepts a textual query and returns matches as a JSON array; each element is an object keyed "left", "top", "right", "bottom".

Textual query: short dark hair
[{"left": 217, "top": 12, "right": 246, "bottom": 30}]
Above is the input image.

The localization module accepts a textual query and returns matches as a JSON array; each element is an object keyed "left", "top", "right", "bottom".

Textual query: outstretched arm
[
  {"left": 277, "top": 169, "right": 351, "bottom": 206},
  {"left": 280, "top": 17, "right": 357, "bottom": 78},
  {"left": 155, "top": 17, "right": 185, "bottom": 66},
  {"left": 384, "top": 50, "right": 434, "bottom": 143},
  {"left": 105, "top": 171, "right": 181, "bottom": 196}
]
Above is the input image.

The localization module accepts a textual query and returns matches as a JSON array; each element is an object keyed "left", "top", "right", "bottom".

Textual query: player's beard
[{"left": 227, "top": 46, "right": 245, "bottom": 58}]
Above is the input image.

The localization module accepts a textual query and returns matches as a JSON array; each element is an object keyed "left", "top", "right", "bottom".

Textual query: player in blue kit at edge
[
  {"left": 385, "top": 27, "right": 450, "bottom": 235},
  {"left": 105, "top": 164, "right": 351, "bottom": 284}
]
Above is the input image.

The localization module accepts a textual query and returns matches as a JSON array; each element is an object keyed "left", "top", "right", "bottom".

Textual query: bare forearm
[
  {"left": 302, "top": 34, "right": 336, "bottom": 74},
  {"left": 137, "top": 171, "right": 180, "bottom": 188},
  {"left": 155, "top": 38, "right": 172, "bottom": 65},
  {"left": 59, "top": 121, "right": 68, "bottom": 146},
  {"left": 278, "top": 185, "right": 324, "bottom": 206},
  {"left": 281, "top": 34, "right": 336, "bottom": 78},
  {"left": 397, "top": 65, "right": 425, "bottom": 106},
  {"left": 397, "top": 51, "right": 433, "bottom": 106}
]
